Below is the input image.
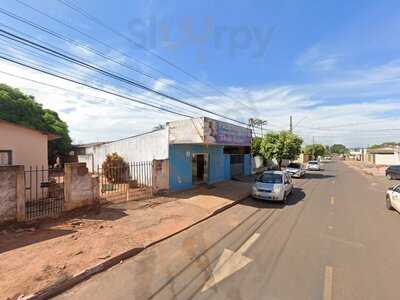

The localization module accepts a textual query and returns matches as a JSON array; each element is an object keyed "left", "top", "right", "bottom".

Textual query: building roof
[
  {"left": 367, "top": 147, "right": 395, "bottom": 154},
  {"left": 0, "top": 119, "right": 60, "bottom": 141}
]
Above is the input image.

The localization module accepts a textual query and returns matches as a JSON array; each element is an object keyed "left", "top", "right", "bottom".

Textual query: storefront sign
[{"left": 204, "top": 118, "right": 251, "bottom": 145}]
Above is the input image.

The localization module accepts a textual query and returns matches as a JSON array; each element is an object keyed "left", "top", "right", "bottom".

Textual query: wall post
[{"left": 15, "top": 165, "right": 25, "bottom": 221}]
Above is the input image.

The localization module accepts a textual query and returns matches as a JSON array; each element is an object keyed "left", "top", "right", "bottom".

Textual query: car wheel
[
  {"left": 283, "top": 192, "right": 289, "bottom": 204},
  {"left": 387, "top": 173, "right": 393, "bottom": 180},
  {"left": 386, "top": 196, "right": 393, "bottom": 210}
]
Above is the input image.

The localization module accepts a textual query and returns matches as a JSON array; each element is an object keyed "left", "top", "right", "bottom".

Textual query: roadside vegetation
[
  {"left": 0, "top": 83, "right": 71, "bottom": 164},
  {"left": 253, "top": 131, "right": 303, "bottom": 169}
]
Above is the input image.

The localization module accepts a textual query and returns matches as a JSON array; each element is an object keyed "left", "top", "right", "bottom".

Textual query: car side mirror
[{"left": 389, "top": 186, "right": 394, "bottom": 191}]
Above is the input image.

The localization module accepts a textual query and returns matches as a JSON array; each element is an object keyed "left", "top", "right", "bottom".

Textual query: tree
[
  {"left": 102, "top": 153, "right": 129, "bottom": 183},
  {"left": 251, "top": 136, "right": 263, "bottom": 156},
  {"left": 304, "top": 144, "right": 326, "bottom": 159},
  {"left": 259, "top": 131, "right": 303, "bottom": 169},
  {"left": 0, "top": 83, "right": 72, "bottom": 164},
  {"left": 330, "top": 144, "right": 348, "bottom": 154}
]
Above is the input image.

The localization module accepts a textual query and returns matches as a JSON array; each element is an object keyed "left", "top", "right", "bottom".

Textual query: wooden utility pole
[{"left": 290, "top": 115, "right": 293, "bottom": 133}]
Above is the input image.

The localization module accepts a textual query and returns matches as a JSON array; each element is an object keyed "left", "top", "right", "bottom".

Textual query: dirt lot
[{"left": 0, "top": 181, "right": 251, "bottom": 300}]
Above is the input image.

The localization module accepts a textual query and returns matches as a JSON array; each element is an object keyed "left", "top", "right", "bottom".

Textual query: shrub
[{"left": 101, "top": 153, "right": 129, "bottom": 183}]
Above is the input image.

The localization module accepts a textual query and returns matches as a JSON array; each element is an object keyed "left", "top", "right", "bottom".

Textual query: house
[
  {"left": 0, "top": 119, "right": 59, "bottom": 168},
  {"left": 76, "top": 117, "right": 252, "bottom": 192},
  {"left": 366, "top": 146, "right": 400, "bottom": 166}
]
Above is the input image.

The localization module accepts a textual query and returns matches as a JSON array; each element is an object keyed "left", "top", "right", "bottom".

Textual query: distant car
[
  {"left": 252, "top": 171, "right": 293, "bottom": 203},
  {"left": 286, "top": 162, "right": 306, "bottom": 178},
  {"left": 320, "top": 156, "right": 331, "bottom": 162},
  {"left": 386, "top": 184, "right": 400, "bottom": 211},
  {"left": 306, "top": 160, "right": 321, "bottom": 171},
  {"left": 385, "top": 165, "right": 400, "bottom": 180}
]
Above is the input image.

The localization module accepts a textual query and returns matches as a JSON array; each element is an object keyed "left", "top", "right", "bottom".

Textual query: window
[
  {"left": 258, "top": 173, "right": 283, "bottom": 184},
  {"left": 0, "top": 150, "right": 12, "bottom": 166},
  {"left": 288, "top": 163, "right": 301, "bottom": 168}
]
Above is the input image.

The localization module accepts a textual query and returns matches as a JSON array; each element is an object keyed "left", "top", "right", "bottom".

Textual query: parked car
[
  {"left": 286, "top": 162, "right": 306, "bottom": 178},
  {"left": 386, "top": 184, "right": 400, "bottom": 211},
  {"left": 252, "top": 171, "right": 293, "bottom": 203},
  {"left": 385, "top": 165, "right": 400, "bottom": 180},
  {"left": 306, "top": 160, "right": 321, "bottom": 171}
]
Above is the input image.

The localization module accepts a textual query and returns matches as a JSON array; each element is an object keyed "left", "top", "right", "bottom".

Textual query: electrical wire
[
  {"left": 54, "top": 0, "right": 255, "bottom": 111},
  {"left": 0, "top": 28, "right": 251, "bottom": 126},
  {"left": 0, "top": 54, "right": 196, "bottom": 118}
]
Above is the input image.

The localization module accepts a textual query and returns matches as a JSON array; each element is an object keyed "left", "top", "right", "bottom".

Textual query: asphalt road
[{"left": 56, "top": 161, "right": 400, "bottom": 300}]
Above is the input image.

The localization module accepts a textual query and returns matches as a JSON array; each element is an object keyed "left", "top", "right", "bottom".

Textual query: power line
[
  {"left": 0, "top": 35, "right": 203, "bottom": 117},
  {"left": 55, "top": 0, "right": 255, "bottom": 112},
  {"left": 0, "top": 54, "right": 195, "bottom": 118},
  {"left": 0, "top": 6, "right": 212, "bottom": 101},
  {"left": 0, "top": 69, "right": 167, "bottom": 115},
  {"left": 0, "top": 28, "right": 251, "bottom": 126}
]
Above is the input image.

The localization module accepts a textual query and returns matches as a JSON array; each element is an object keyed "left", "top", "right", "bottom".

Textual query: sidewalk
[
  {"left": 344, "top": 160, "right": 387, "bottom": 177},
  {"left": 0, "top": 180, "right": 252, "bottom": 300}
]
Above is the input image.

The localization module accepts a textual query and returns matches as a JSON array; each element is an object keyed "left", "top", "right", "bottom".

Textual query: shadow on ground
[
  {"left": 303, "top": 173, "right": 335, "bottom": 179},
  {"left": 241, "top": 187, "right": 306, "bottom": 209},
  {"left": 0, "top": 228, "right": 75, "bottom": 254}
]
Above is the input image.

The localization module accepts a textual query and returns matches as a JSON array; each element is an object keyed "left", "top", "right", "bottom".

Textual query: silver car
[
  {"left": 306, "top": 160, "right": 321, "bottom": 171},
  {"left": 252, "top": 171, "right": 293, "bottom": 203},
  {"left": 386, "top": 184, "right": 400, "bottom": 211},
  {"left": 286, "top": 162, "right": 306, "bottom": 178}
]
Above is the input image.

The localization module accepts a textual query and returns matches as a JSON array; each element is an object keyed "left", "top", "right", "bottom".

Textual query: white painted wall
[
  {"left": 374, "top": 154, "right": 398, "bottom": 166},
  {"left": 168, "top": 118, "right": 204, "bottom": 144},
  {"left": 80, "top": 129, "right": 169, "bottom": 168}
]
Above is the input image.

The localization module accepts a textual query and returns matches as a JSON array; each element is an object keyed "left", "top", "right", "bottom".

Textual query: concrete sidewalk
[
  {"left": 0, "top": 180, "right": 251, "bottom": 300},
  {"left": 344, "top": 160, "right": 387, "bottom": 176}
]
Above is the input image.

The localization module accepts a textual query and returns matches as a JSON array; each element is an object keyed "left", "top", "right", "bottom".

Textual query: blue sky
[{"left": 1, "top": 0, "right": 400, "bottom": 147}]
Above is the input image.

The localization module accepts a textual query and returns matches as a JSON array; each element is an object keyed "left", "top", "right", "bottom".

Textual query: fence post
[{"left": 15, "top": 165, "right": 25, "bottom": 222}]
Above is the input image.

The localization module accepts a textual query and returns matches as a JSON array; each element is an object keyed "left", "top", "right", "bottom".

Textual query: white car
[
  {"left": 306, "top": 160, "right": 321, "bottom": 171},
  {"left": 252, "top": 171, "right": 293, "bottom": 203},
  {"left": 286, "top": 162, "right": 306, "bottom": 178},
  {"left": 386, "top": 185, "right": 400, "bottom": 211}
]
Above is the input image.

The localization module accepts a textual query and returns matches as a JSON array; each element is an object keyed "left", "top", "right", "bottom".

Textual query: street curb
[{"left": 22, "top": 193, "right": 250, "bottom": 300}]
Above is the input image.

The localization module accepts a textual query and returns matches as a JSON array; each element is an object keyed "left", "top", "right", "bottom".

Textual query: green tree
[
  {"left": 251, "top": 136, "right": 263, "bottom": 156},
  {"left": 330, "top": 144, "right": 348, "bottom": 154},
  {"left": 260, "top": 131, "right": 303, "bottom": 169},
  {"left": 304, "top": 144, "right": 326, "bottom": 159},
  {"left": 0, "top": 83, "right": 71, "bottom": 164}
]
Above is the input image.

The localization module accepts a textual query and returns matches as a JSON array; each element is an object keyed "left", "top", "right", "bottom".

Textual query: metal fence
[
  {"left": 24, "top": 166, "right": 64, "bottom": 220},
  {"left": 96, "top": 161, "right": 153, "bottom": 202}
]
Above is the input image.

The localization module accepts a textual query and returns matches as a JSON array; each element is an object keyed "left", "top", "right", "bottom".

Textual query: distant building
[
  {"left": 75, "top": 117, "right": 252, "bottom": 192},
  {"left": 366, "top": 146, "right": 400, "bottom": 165}
]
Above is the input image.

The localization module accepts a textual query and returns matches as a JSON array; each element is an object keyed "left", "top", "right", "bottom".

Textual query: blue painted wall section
[
  {"left": 169, "top": 144, "right": 231, "bottom": 192},
  {"left": 244, "top": 154, "right": 252, "bottom": 176}
]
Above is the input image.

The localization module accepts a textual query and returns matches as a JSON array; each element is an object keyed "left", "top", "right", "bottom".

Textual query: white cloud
[{"left": 296, "top": 44, "right": 341, "bottom": 72}]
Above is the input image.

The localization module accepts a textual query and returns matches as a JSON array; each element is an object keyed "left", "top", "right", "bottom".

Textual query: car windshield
[
  {"left": 258, "top": 173, "right": 283, "bottom": 184},
  {"left": 309, "top": 161, "right": 318, "bottom": 165},
  {"left": 288, "top": 163, "right": 300, "bottom": 168}
]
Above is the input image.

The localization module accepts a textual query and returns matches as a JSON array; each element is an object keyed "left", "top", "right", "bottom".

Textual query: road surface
[{"left": 55, "top": 161, "right": 400, "bottom": 300}]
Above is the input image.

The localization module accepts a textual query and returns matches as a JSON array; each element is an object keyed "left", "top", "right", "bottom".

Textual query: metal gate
[
  {"left": 230, "top": 154, "right": 244, "bottom": 178},
  {"left": 96, "top": 161, "right": 153, "bottom": 202},
  {"left": 24, "top": 167, "right": 64, "bottom": 220}
]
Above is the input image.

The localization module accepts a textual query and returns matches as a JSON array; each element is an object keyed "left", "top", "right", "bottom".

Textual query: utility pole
[
  {"left": 312, "top": 136, "right": 315, "bottom": 160},
  {"left": 289, "top": 115, "right": 293, "bottom": 133}
]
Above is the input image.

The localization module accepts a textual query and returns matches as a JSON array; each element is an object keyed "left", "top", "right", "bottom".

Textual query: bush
[{"left": 102, "top": 153, "right": 129, "bottom": 183}]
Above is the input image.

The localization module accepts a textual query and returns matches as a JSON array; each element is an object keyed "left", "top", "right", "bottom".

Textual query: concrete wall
[
  {"left": 374, "top": 154, "right": 398, "bottom": 166},
  {"left": 81, "top": 129, "right": 169, "bottom": 168},
  {"left": 0, "top": 120, "right": 48, "bottom": 168},
  {"left": 152, "top": 159, "right": 169, "bottom": 193},
  {"left": 169, "top": 144, "right": 230, "bottom": 191},
  {"left": 168, "top": 118, "right": 204, "bottom": 144},
  {"left": 64, "top": 163, "right": 99, "bottom": 211},
  {"left": 0, "top": 165, "right": 25, "bottom": 224}
]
